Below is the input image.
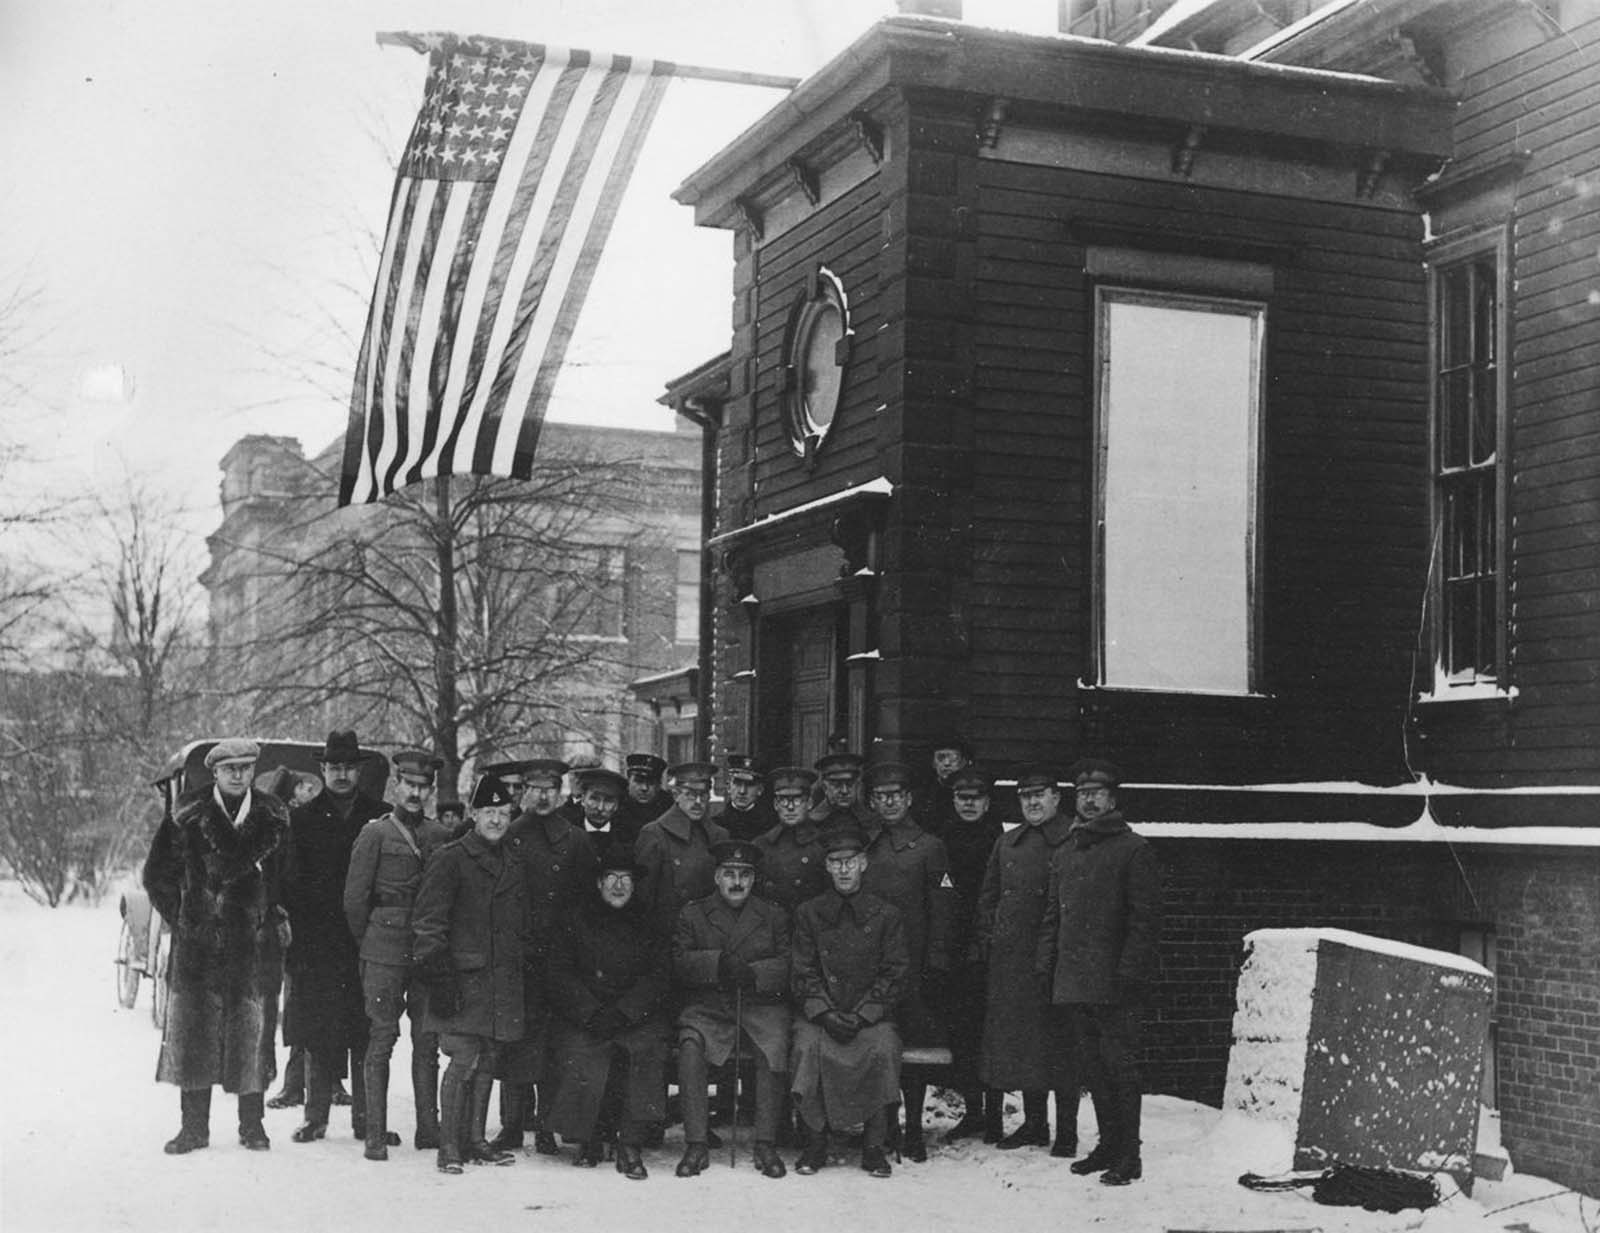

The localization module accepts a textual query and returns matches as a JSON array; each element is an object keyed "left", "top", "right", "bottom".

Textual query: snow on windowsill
[{"left": 1417, "top": 680, "right": 1517, "bottom": 704}]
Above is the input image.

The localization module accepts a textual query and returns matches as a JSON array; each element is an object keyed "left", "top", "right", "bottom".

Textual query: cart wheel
[
  {"left": 151, "top": 930, "right": 172, "bottom": 1030},
  {"left": 116, "top": 916, "right": 141, "bottom": 1009}
]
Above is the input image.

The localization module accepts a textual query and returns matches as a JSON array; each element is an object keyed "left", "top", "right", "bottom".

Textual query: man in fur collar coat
[{"left": 144, "top": 739, "right": 291, "bottom": 1155}]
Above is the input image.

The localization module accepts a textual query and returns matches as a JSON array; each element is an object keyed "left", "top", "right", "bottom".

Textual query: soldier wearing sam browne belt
[{"left": 343, "top": 748, "right": 453, "bottom": 1158}]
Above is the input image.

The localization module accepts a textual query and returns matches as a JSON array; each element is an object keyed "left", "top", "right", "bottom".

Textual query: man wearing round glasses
[
  {"left": 1038, "top": 757, "right": 1161, "bottom": 1187},
  {"left": 754, "top": 767, "right": 828, "bottom": 912}
]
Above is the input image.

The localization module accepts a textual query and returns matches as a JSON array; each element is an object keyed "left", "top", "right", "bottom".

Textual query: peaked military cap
[
  {"left": 863, "top": 761, "right": 913, "bottom": 791},
  {"left": 819, "top": 823, "right": 868, "bottom": 856},
  {"left": 576, "top": 766, "right": 628, "bottom": 797},
  {"left": 521, "top": 758, "right": 570, "bottom": 787},
  {"left": 624, "top": 753, "right": 668, "bottom": 778},
  {"left": 1014, "top": 764, "right": 1063, "bottom": 791},
  {"left": 392, "top": 749, "right": 443, "bottom": 781},
  {"left": 724, "top": 753, "right": 763, "bottom": 782},
  {"left": 814, "top": 751, "right": 865, "bottom": 778},
  {"left": 479, "top": 758, "right": 533, "bottom": 779},
  {"left": 767, "top": 766, "right": 817, "bottom": 793},
  {"left": 711, "top": 839, "right": 762, "bottom": 869},
  {"left": 669, "top": 761, "right": 718, "bottom": 788},
  {"left": 1067, "top": 757, "right": 1123, "bottom": 789}
]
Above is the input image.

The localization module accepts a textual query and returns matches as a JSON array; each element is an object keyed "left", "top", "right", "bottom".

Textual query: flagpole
[{"left": 374, "top": 31, "right": 802, "bottom": 90}]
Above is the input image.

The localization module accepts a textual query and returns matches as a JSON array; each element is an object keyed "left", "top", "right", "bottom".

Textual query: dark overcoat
[
  {"left": 616, "top": 793, "right": 668, "bottom": 837},
  {"left": 861, "top": 816, "right": 955, "bottom": 1045},
  {"left": 711, "top": 798, "right": 777, "bottom": 843},
  {"left": 673, "top": 893, "right": 791, "bottom": 1070},
  {"left": 283, "top": 789, "right": 388, "bottom": 1051},
  {"left": 144, "top": 786, "right": 290, "bottom": 1093},
  {"left": 634, "top": 805, "right": 728, "bottom": 931},
  {"left": 753, "top": 819, "right": 828, "bottom": 912},
  {"left": 544, "top": 893, "right": 671, "bottom": 1140},
  {"left": 789, "top": 889, "right": 908, "bottom": 1128},
  {"left": 1036, "top": 812, "right": 1163, "bottom": 1005},
  {"left": 941, "top": 810, "right": 1004, "bottom": 1078},
  {"left": 342, "top": 809, "right": 453, "bottom": 967},
  {"left": 412, "top": 830, "right": 529, "bottom": 1040},
  {"left": 504, "top": 807, "right": 598, "bottom": 1046},
  {"left": 976, "top": 813, "right": 1073, "bottom": 1088}
]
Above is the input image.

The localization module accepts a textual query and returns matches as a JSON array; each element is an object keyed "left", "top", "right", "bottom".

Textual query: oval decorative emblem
[{"left": 782, "top": 266, "right": 852, "bottom": 467}]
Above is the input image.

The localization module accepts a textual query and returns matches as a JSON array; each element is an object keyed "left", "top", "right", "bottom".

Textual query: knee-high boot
[
  {"left": 349, "top": 1048, "right": 369, "bottom": 1139},
  {"left": 412, "top": 1041, "right": 441, "bottom": 1149},
  {"left": 164, "top": 1087, "right": 212, "bottom": 1154},
  {"left": 490, "top": 1082, "right": 528, "bottom": 1151},
  {"left": 436, "top": 1064, "right": 468, "bottom": 1174},
  {"left": 1052, "top": 1085, "right": 1081, "bottom": 1157},
  {"left": 467, "top": 1071, "right": 515, "bottom": 1165},
  {"left": 363, "top": 1054, "right": 391, "bottom": 1160},
  {"left": 900, "top": 1081, "right": 928, "bottom": 1161}
]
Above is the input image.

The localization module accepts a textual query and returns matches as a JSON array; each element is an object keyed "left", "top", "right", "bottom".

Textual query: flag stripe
[{"left": 341, "top": 36, "right": 676, "bottom": 505}]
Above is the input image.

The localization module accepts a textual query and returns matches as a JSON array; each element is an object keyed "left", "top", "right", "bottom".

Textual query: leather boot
[
  {"left": 164, "top": 1088, "right": 211, "bottom": 1155},
  {"left": 1100, "top": 1089, "right": 1142, "bottom": 1185},
  {"left": 489, "top": 1082, "right": 528, "bottom": 1152},
  {"left": 466, "top": 1072, "right": 515, "bottom": 1165},
  {"left": 363, "top": 1055, "right": 391, "bottom": 1161},
  {"left": 412, "top": 1043, "right": 441, "bottom": 1150},
  {"left": 436, "top": 1065, "right": 468, "bottom": 1175},
  {"left": 268, "top": 1047, "right": 304, "bottom": 1108},
  {"left": 238, "top": 1093, "right": 270, "bottom": 1150},
  {"left": 1070, "top": 1087, "right": 1119, "bottom": 1175},
  {"left": 1051, "top": 1086, "right": 1081, "bottom": 1158},
  {"left": 293, "top": 1052, "right": 331, "bottom": 1142},
  {"left": 349, "top": 1048, "right": 369, "bottom": 1139},
  {"left": 997, "top": 1090, "right": 1050, "bottom": 1149},
  {"left": 675, "top": 1141, "right": 710, "bottom": 1177}
]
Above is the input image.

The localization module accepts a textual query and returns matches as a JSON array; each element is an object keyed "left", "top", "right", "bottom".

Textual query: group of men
[{"left": 144, "top": 731, "right": 1161, "bottom": 1186}]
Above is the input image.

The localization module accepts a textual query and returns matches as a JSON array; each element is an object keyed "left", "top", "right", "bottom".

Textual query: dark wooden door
[{"left": 790, "top": 614, "right": 835, "bottom": 770}]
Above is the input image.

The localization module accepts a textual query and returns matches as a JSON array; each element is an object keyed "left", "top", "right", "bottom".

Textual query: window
[
  {"left": 1429, "top": 234, "right": 1507, "bottom": 691},
  {"left": 1093, "top": 288, "right": 1264, "bottom": 694},
  {"left": 675, "top": 549, "right": 700, "bottom": 645},
  {"left": 781, "top": 267, "right": 852, "bottom": 463}
]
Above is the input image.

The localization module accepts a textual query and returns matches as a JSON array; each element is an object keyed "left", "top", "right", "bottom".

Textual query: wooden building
[{"left": 669, "top": 0, "right": 1600, "bottom": 1191}]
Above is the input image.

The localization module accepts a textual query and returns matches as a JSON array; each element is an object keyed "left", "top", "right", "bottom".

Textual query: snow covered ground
[{"left": 1, "top": 881, "right": 1594, "bottom": 1233}]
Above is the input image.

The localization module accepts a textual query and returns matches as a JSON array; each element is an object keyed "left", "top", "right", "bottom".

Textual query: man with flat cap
[
  {"left": 145, "top": 738, "right": 290, "bottom": 1155},
  {"left": 283, "top": 729, "right": 390, "bottom": 1145},
  {"left": 754, "top": 767, "right": 828, "bottom": 913},
  {"left": 1038, "top": 757, "right": 1161, "bottom": 1186},
  {"left": 807, "top": 751, "right": 874, "bottom": 828},
  {"left": 919, "top": 737, "right": 974, "bottom": 837},
  {"left": 564, "top": 765, "right": 628, "bottom": 860},
  {"left": 343, "top": 748, "right": 454, "bottom": 1159},
  {"left": 635, "top": 762, "right": 729, "bottom": 934},
  {"left": 545, "top": 844, "right": 672, "bottom": 1180},
  {"left": 859, "top": 760, "right": 955, "bottom": 1162},
  {"left": 412, "top": 773, "right": 529, "bottom": 1175},
  {"left": 977, "top": 764, "right": 1078, "bottom": 1155},
  {"left": 617, "top": 752, "right": 671, "bottom": 833},
  {"left": 942, "top": 765, "right": 1006, "bottom": 1143},
  {"left": 711, "top": 754, "right": 776, "bottom": 843},
  {"left": 672, "top": 840, "right": 792, "bottom": 1179},
  {"left": 789, "top": 824, "right": 910, "bottom": 1179},
  {"left": 492, "top": 758, "right": 597, "bottom": 1155}
]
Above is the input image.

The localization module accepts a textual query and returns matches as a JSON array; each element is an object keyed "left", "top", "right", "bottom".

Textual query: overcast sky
[{"left": 1, "top": 0, "right": 1055, "bottom": 543}]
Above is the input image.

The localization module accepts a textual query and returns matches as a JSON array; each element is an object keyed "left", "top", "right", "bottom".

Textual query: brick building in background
[
  {"left": 671, "top": 0, "right": 1600, "bottom": 1189},
  {"left": 202, "top": 419, "right": 701, "bottom": 776}
]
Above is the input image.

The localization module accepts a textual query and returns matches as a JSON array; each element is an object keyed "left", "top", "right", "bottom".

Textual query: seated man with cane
[{"left": 672, "top": 840, "right": 792, "bottom": 1180}]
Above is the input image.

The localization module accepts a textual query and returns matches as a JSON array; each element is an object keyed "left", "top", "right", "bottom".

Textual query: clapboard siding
[{"left": 1417, "top": 15, "right": 1600, "bottom": 787}]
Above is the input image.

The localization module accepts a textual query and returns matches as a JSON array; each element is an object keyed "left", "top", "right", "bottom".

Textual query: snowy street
[{"left": 0, "top": 883, "right": 1592, "bottom": 1233}]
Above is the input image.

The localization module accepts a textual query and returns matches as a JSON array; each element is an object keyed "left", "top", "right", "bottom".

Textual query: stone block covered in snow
[{"left": 1222, "top": 927, "right": 1493, "bottom": 1180}]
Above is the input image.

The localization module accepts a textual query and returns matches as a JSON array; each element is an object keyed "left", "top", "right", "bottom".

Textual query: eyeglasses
[
  {"left": 870, "top": 789, "right": 908, "bottom": 802},
  {"left": 825, "top": 854, "right": 862, "bottom": 869},
  {"left": 601, "top": 871, "right": 634, "bottom": 884}
]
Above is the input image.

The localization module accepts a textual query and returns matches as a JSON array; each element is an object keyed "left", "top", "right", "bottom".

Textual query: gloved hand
[
  {"left": 817, "top": 1009, "right": 860, "bottom": 1044},
  {"left": 717, "top": 953, "right": 757, "bottom": 990},
  {"left": 587, "top": 1006, "right": 629, "bottom": 1038}
]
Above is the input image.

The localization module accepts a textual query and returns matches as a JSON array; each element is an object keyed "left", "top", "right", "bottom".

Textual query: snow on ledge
[
  {"left": 1243, "top": 926, "right": 1492, "bottom": 977},
  {"left": 1137, "top": 802, "right": 1600, "bottom": 847},
  {"left": 706, "top": 477, "right": 894, "bottom": 548}
]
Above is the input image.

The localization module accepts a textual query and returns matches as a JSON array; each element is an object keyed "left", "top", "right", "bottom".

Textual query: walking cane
[{"left": 730, "top": 985, "right": 743, "bottom": 1169}]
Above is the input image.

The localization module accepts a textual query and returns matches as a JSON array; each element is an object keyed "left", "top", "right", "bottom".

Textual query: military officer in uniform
[
  {"left": 807, "top": 751, "right": 873, "bottom": 828},
  {"left": 634, "top": 762, "right": 729, "bottom": 934},
  {"left": 671, "top": 840, "right": 792, "bottom": 1180},
  {"left": 342, "top": 748, "right": 453, "bottom": 1159},
  {"left": 789, "top": 824, "right": 910, "bottom": 1179},
  {"left": 859, "top": 760, "right": 955, "bottom": 1162},
  {"left": 712, "top": 754, "right": 776, "bottom": 842},
  {"left": 545, "top": 845, "right": 672, "bottom": 1180},
  {"left": 754, "top": 767, "right": 827, "bottom": 912},
  {"left": 411, "top": 774, "right": 529, "bottom": 1175},
  {"left": 617, "top": 752, "right": 671, "bottom": 833},
  {"left": 492, "top": 758, "right": 596, "bottom": 1156}
]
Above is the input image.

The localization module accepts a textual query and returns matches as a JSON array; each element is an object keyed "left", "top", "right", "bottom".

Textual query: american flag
[{"left": 339, "top": 34, "right": 673, "bottom": 506}]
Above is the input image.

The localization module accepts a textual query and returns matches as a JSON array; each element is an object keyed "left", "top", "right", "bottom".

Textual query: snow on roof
[
  {"left": 1243, "top": 926, "right": 1492, "bottom": 977},
  {"left": 705, "top": 477, "right": 893, "bottom": 549}
]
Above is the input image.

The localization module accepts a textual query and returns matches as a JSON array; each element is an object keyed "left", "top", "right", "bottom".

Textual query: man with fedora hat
[
  {"left": 753, "top": 767, "right": 828, "bottom": 913},
  {"left": 789, "top": 823, "right": 909, "bottom": 1179},
  {"left": 672, "top": 839, "right": 792, "bottom": 1180},
  {"left": 283, "top": 729, "right": 389, "bottom": 1146},
  {"left": 343, "top": 748, "right": 453, "bottom": 1159},
  {"left": 492, "top": 758, "right": 597, "bottom": 1156},
  {"left": 859, "top": 760, "right": 955, "bottom": 1163},
  {"left": 635, "top": 762, "right": 729, "bottom": 934},
  {"left": 144, "top": 738, "right": 290, "bottom": 1155},
  {"left": 617, "top": 752, "right": 671, "bottom": 834},
  {"left": 977, "top": 763, "right": 1078, "bottom": 1155},
  {"left": 412, "top": 773, "right": 529, "bottom": 1175},
  {"left": 1038, "top": 757, "right": 1161, "bottom": 1186},
  {"left": 711, "top": 754, "right": 776, "bottom": 843},
  {"left": 545, "top": 843, "right": 672, "bottom": 1180}
]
